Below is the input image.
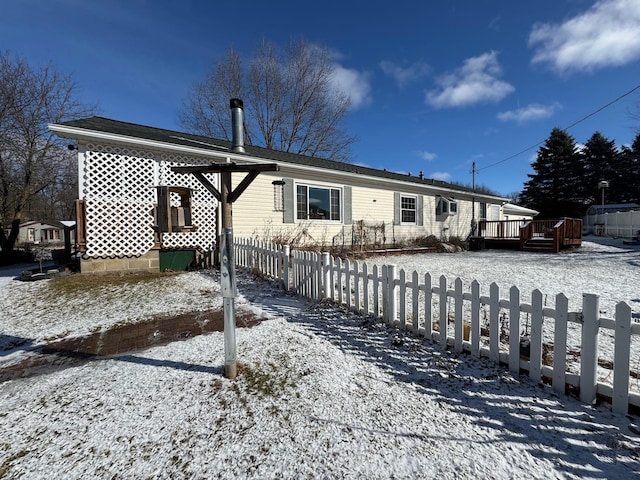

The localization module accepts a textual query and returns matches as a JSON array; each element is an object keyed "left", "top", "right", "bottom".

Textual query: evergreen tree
[
  {"left": 617, "top": 132, "right": 640, "bottom": 204},
  {"left": 581, "top": 131, "right": 620, "bottom": 205},
  {"left": 520, "top": 128, "right": 583, "bottom": 218}
]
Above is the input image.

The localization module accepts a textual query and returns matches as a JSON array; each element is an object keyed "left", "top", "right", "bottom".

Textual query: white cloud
[
  {"left": 429, "top": 171, "right": 452, "bottom": 181},
  {"left": 380, "top": 60, "right": 430, "bottom": 87},
  {"left": 497, "top": 102, "right": 562, "bottom": 123},
  {"left": 419, "top": 150, "right": 438, "bottom": 161},
  {"left": 425, "top": 51, "right": 515, "bottom": 108},
  {"left": 331, "top": 65, "right": 372, "bottom": 110},
  {"left": 529, "top": 0, "right": 640, "bottom": 73}
]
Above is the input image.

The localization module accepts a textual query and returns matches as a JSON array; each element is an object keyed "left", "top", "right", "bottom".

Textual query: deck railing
[{"left": 479, "top": 218, "right": 582, "bottom": 252}]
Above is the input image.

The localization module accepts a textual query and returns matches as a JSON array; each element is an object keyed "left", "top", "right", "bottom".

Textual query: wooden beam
[
  {"left": 228, "top": 169, "right": 260, "bottom": 203},
  {"left": 192, "top": 172, "right": 221, "bottom": 201}
]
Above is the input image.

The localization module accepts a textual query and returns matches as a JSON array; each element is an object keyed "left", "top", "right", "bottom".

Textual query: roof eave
[{"left": 49, "top": 122, "right": 508, "bottom": 202}]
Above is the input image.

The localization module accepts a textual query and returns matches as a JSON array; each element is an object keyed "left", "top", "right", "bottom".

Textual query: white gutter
[{"left": 49, "top": 123, "right": 507, "bottom": 203}]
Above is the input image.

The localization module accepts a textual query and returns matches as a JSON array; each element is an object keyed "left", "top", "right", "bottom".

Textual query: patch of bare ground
[{"left": 0, "top": 306, "right": 264, "bottom": 382}]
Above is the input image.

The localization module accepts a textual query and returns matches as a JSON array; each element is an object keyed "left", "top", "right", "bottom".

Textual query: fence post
[
  {"left": 580, "top": 293, "right": 600, "bottom": 405},
  {"left": 509, "top": 286, "right": 520, "bottom": 373},
  {"left": 613, "top": 302, "right": 632, "bottom": 415},
  {"left": 387, "top": 264, "right": 398, "bottom": 325},
  {"left": 321, "top": 252, "right": 330, "bottom": 299},
  {"left": 553, "top": 294, "right": 568, "bottom": 394},
  {"left": 283, "top": 245, "right": 290, "bottom": 291}
]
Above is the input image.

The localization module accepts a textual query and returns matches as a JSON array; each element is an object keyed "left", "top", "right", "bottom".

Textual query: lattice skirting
[{"left": 84, "top": 200, "right": 156, "bottom": 258}]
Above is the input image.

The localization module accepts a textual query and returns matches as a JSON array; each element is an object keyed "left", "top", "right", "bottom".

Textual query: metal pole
[
  {"left": 471, "top": 162, "right": 477, "bottom": 236},
  {"left": 220, "top": 171, "right": 237, "bottom": 379}
]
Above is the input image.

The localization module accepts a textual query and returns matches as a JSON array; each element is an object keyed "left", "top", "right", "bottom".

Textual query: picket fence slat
[
  {"left": 613, "top": 302, "right": 632, "bottom": 415},
  {"left": 489, "top": 283, "right": 500, "bottom": 363},
  {"left": 509, "top": 287, "right": 520, "bottom": 373},
  {"left": 581, "top": 294, "right": 600, "bottom": 405},
  {"left": 529, "top": 290, "right": 544, "bottom": 382},
  {"left": 439, "top": 276, "right": 447, "bottom": 346},
  {"left": 471, "top": 281, "right": 480, "bottom": 357},
  {"left": 233, "top": 238, "right": 639, "bottom": 414}
]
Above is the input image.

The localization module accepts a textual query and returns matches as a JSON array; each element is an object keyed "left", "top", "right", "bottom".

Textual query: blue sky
[{"left": 2, "top": 0, "right": 640, "bottom": 196}]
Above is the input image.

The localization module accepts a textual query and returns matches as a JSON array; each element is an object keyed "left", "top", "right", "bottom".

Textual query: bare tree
[
  {"left": 180, "top": 38, "right": 355, "bottom": 162},
  {"left": 0, "top": 51, "right": 94, "bottom": 263}
]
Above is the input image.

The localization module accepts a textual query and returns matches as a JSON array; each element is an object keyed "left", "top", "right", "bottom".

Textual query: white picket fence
[{"left": 234, "top": 238, "right": 640, "bottom": 415}]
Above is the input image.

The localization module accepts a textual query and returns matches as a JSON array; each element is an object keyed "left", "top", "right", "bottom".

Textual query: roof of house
[
  {"left": 586, "top": 203, "right": 640, "bottom": 214},
  {"left": 502, "top": 203, "right": 539, "bottom": 216},
  {"left": 51, "top": 116, "right": 506, "bottom": 201}
]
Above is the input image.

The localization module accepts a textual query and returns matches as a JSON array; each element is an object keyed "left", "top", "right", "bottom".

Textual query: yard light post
[
  {"left": 172, "top": 99, "right": 278, "bottom": 380},
  {"left": 598, "top": 180, "right": 609, "bottom": 207}
]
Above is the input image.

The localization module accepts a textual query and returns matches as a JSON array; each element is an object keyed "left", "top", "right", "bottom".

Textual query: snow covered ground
[{"left": 1, "top": 238, "right": 640, "bottom": 478}]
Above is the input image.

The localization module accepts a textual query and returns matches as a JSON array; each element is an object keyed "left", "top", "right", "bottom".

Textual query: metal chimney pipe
[{"left": 230, "top": 98, "right": 245, "bottom": 153}]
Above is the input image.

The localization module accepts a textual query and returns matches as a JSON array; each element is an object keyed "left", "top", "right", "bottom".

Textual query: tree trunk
[{"left": 0, "top": 218, "right": 21, "bottom": 264}]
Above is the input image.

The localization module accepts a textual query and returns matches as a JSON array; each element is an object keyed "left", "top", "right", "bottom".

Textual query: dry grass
[{"left": 46, "top": 271, "right": 176, "bottom": 296}]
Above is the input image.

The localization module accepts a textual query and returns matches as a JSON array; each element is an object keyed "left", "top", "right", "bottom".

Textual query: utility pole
[{"left": 471, "top": 162, "right": 477, "bottom": 236}]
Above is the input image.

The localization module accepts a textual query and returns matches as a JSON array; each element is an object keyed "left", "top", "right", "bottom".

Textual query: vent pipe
[{"left": 230, "top": 98, "right": 245, "bottom": 153}]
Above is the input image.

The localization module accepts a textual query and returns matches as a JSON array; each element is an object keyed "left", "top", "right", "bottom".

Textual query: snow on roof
[{"left": 502, "top": 203, "right": 539, "bottom": 216}]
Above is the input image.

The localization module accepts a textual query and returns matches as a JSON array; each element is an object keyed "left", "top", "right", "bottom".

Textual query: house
[
  {"left": 502, "top": 203, "right": 539, "bottom": 221},
  {"left": 49, "top": 101, "right": 509, "bottom": 274},
  {"left": 4, "top": 220, "right": 75, "bottom": 247}
]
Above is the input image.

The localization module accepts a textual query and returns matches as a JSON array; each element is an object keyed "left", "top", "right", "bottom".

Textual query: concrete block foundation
[{"left": 80, "top": 250, "right": 160, "bottom": 274}]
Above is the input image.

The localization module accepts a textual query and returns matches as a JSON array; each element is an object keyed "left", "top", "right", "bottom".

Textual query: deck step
[{"left": 522, "top": 239, "right": 555, "bottom": 253}]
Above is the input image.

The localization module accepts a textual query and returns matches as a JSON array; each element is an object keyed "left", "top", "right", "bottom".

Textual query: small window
[
  {"left": 156, "top": 186, "right": 196, "bottom": 232},
  {"left": 479, "top": 202, "right": 487, "bottom": 220},
  {"left": 436, "top": 196, "right": 457, "bottom": 216},
  {"left": 401, "top": 195, "right": 417, "bottom": 224},
  {"left": 296, "top": 184, "right": 341, "bottom": 221}
]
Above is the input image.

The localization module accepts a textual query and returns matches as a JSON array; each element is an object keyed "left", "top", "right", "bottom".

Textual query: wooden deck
[{"left": 476, "top": 218, "right": 582, "bottom": 253}]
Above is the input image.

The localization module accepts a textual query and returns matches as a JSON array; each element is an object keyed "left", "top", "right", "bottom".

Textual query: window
[
  {"left": 401, "top": 195, "right": 417, "bottom": 224},
  {"left": 296, "top": 185, "right": 341, "bottom": 221},
  {"left": 479, "top": 202, "right": 487, "bottom": 220},
  {"left": 156, "top": 186, "right": 196, "bottom": 232},
  {"left": 436, "top": 196, "right": 458, "bottom": 216}
]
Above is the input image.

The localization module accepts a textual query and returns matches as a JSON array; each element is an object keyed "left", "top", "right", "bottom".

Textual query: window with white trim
[
  {"left": 436, "top": 196, "right": 458, "bottom": 216},
  {"left": 296, "top": 185, "right": 341, "bottom": 221},
  {"left": 400, "top": 195, "right": 417, "bottom": 224}
]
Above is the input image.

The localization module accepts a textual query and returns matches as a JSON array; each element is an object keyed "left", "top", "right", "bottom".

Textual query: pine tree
[
  {"left": 520, "top": 128, "right": 583, "bottom": 218},
  {"left": 617, "top": 132, "right": 640, "bottom": 204},
  {"left": 581, "top": 131, "right": 619, "bottom": 205}
]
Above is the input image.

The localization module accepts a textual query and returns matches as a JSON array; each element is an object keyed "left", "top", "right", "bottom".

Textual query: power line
[{"left": 476, "top": 83, "right": 640, "bottom": 172}]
